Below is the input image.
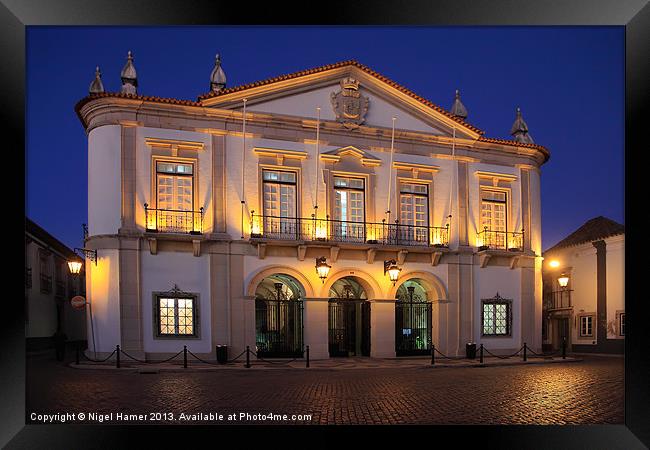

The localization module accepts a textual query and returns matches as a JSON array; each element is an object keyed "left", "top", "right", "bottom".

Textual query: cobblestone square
[{"left": 25, "top": 351, "right": 624, "bottom": 425}]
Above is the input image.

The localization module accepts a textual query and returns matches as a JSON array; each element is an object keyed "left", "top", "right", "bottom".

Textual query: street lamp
[
  {"left": 557, "top": 273, "right": 570, "bottom": 289},
  {"left": 384, "top": 259, "right": 401, "bottom": 286},
  {"left": 67, "top": 256, "right": 97, "bottom": 358},
  {"left": 315, "top": 257, "right": 331, "bottom": 283},
  {"left": 67, "top": 260, "right": 83, "bottom": 275}
]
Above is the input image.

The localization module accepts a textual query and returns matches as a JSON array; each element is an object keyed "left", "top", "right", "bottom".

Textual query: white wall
[
  {"left": 86, "top": 249, "right": 121, "bottom": 353},
  {"left": 605, "top": 235, "right": 625, "bottom": 338},
  {"left": 474, "top": 266, "right": 522, "bottom": 349},
  {"left": 88, "top": 125, "right": 122, "bottom": 236},
  {"left": 140, "top": 251, "right": 212, "bottom": 353}
]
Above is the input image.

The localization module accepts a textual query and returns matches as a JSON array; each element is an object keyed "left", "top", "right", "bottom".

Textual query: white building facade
[
  {"left": 76, "top": 57, "right": 549, "bottom": 360},
  {"left": 542, "top": 217, "right": 624, "bottom": 354}
]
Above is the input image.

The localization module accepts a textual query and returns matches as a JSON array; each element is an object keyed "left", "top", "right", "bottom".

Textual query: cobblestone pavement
[{"left": 26, "top": 351, "right": 623, "bottom": 425}]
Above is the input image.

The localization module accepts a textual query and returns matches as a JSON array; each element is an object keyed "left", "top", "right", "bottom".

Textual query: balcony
[
  {"left": 543, "top": 290, "right": 573, "bottom": 311},
  {"left": 144, "top": 204, "right": 204, "bottom": 235},
  {"left": 250, "top": 214, "right": 450, "bottom": 248},
  {"left": 476, "top": 227, "right": 524, "bottom": 252}
]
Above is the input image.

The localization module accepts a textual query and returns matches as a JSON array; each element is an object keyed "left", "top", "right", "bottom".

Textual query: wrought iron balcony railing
[
  {"left": 543, "top": 290, "right": 573, "bottom": 311},
  {"left": 40, "top": 274, "right": 52, "bottom": 294},
  {"left": 250, "top": 213, "right": 450, "bottom": 248},
  {"left": 476, "top": 227, "right": 524, "bottom": 252},
  {"left": 144, "top": 203, "right": 204, "bottom": 235}
]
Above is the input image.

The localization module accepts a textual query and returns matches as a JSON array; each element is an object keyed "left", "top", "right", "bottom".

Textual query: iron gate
[
  {"left": 395, "top": 301, "right": 432, "bottom": 356},
  {"left": 255, "top": 298, "right": 304, "bottom": 357},
  {"left": 328, "top": 300, "right": 370, "bottom": 357}
]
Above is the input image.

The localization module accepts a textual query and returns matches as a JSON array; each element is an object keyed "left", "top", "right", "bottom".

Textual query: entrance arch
[
  {"left": 254, "top": 273, "right": 305, "bottom": 357},
  {"left": 394, "top": 277, "right": 434, "bottom": 356},
  {"left": 328, "top": 276, "right": 371, "bottom": 357}
]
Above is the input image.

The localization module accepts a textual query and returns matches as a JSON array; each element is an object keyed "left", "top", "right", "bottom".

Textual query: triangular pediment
[
  {"left": 320, "top": 146, "right": 382, "bottom": 167},
  {"left": 200, "top": 61, "right": 481, "bottom": 140}
]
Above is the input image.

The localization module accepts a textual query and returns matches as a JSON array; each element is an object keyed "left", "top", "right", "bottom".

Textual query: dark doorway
[
  {"left": 395, "top": 281, "right": 432, "bottom": 356},
  {"left": 328, "top": 278, "right": 370, "bottom": 357},
  {"left": 254, "top": 275, "right": 304, "bottom": 358}
]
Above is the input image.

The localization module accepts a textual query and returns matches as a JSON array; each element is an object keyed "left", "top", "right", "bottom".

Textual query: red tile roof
[
  {"left": 74, "top": 60, "right": 549, "bottom": 155},
  {"left": 544, "top": 216, "right": 624, "bottom": 254},
  {"left": 197, "top": 60, "right": 484, "bottom": 135}
]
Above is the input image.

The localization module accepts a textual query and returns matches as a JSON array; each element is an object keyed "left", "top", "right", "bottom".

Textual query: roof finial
[
  {"left": 450, "top": 89, "right": 468, "bottom": 119},
  {"left": 510, "top": 106, "right": 534, "bottom": 144},
  {"left": 210, "top": 53, "right": 227, "bottom": 93},
  {"left": 89, "top": 65, "right": 104, "bottom": 94},
  {"left": 120, "top": 50, "right": 138, "bottom": 95}
]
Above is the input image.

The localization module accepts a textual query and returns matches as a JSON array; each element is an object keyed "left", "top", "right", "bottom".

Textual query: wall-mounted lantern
[
  {"left": 557, "top": 273, "right": 570, "bottom": 289},
  {"left": 315, "top": 256, "right": 331, "bottom": 283},
  {"left": 384, "top": 259, "right": 401, "bottom": 285}
]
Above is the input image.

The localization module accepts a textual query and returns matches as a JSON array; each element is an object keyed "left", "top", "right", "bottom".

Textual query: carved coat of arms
[{"left": 330, "top": 77, "right": 369, "bottom": 129}]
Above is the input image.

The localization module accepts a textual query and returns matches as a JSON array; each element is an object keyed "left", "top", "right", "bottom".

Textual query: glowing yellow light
[
  {"left": 388, "top": 266, "right": 401, "bottom": 283},
  {"left": 549, "top": 260, "right": 560, "bottom": 268},
  {"left": 315, "top": 226, "right": 327, "bottom": 240},
  {"left": 432, "top": 232, "right": 442, "bottom": 246},
  {"left": 557, "top": 273, "right": 570, "bottom": 288},
  {"left": 67, "top": 261, "right": 83, "bottom": 275},
  {"left": 315, "top": 257, "right": 331, "bottom": 283},
  {"left": 251, "top": 219, "right": 261, "bottom": 236}
]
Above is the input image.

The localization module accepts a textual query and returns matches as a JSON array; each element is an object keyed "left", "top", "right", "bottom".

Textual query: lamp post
[
  {"left": 384, "top": 259, "right": 401, "bottom": 286},
  {"left": 315, "top": 257, "right": 331, "bottom": 283}
]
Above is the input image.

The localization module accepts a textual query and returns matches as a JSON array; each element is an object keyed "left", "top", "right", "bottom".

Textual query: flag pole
[{"left": 241, "top": 98, "right": 247, "bottom": 239}]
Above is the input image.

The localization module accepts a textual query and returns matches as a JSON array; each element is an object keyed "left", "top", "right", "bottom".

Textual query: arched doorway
[
  {"left": 254, "top": 274, "right": 304, "bottom": 357},
  {"left": 328, "top": 277, "right": 371, "bottom": 357},
  {"left": 395, "top": 278, "right": 432, "bottom": 356}
]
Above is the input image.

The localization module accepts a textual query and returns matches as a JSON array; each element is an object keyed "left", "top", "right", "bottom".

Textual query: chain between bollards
[
  {"left": 183, "top": 345, "right": 188, "bottom": 369},
  {"left": 562, "top": 337, "right": 567, "bottom": 359},
  {"left": 479, "top": 344, "right": 484, "bottom": 364},
  {"left": 431, "top": 344, "right": 435, "bottom": 365},
  {"left": 306, "top": 345, "right": 310, "bottom": 368},
  {"left": 523, "top": 342, "right": 527, "bottom": 362},
  {"left": 116, "top": 345, "right": 121, "bottom": 368},
  {"left": 245, "top": 346, "right": 251, "bottom": 368}
]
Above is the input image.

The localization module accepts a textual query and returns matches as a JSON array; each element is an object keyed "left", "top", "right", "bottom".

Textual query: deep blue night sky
[{"left": 26, "top": 26, "right": 624, "bottom": 251}]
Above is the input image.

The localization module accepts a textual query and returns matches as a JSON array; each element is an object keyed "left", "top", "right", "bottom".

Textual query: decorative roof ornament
[
  {"left": 120, "top": 50, "right": 138, "bottom": 95},
  {"left": 89, "top": 66, "right": 104, "bottom": 94},
  {"left": 210, "top": 53, "right": 227, "bottom": 93},
  {"left": 450, "top": 89, "right": 468, "bottom": 119},
  {"left": 510, "top": 107, "right": 534, "bottom": 144},
  {"left": 330, "top": 77, "right": 369, "bottom": 130}
]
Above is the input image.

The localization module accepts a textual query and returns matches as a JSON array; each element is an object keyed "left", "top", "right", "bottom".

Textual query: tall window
[
  {"left": 580, "top": 315, "right": 593, "bottom": 337},
  {"left": 156, "top": 295, "right": 197, "bottom": 337},
  {"left": 39, "top": 250, "right": 52, "bottom": 294},
  {"left": 482, "top": 296, "right": 512, "bottom": 336},
  {"left": 156, "top": 161, "right": 194, "bottom": 212},
  {"left": 333, "top": 176, "right": 365, "bottom": 240},
  {"left": 480, "top": 188, "right": 507, "bottom": 248},
  {"left": 400, "top": 182, "right": 429, "bottom": 244},
  {"left": 262, "top": 170, "right": 297, "bottom": 237}
]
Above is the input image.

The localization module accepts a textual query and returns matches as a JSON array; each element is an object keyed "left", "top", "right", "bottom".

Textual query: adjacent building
[
  {"left": 75, "top": 54, "right": 549, "bottom": 360},
  {"left": 25, "top": 218, "right": 86, "bottom": 349},
  {"left": 542, "top": 216, "right": 624, "bottom": 354}
]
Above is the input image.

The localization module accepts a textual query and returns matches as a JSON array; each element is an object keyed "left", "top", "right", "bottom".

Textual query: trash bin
[
  {"left": 465, "top": 342, "right": 477, "bottom": 359},
  {"left": 216, "top": 345, "right": 228, "bottom": 364}
]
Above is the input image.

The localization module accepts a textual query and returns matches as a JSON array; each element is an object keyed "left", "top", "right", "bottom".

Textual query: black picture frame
[{"left": 8, "top": 0, "right": 648, "bottom": 448}]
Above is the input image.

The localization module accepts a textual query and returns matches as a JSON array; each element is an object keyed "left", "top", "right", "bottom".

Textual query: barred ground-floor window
[
  {"left": 153, "top": 286, "right": 199, "bottom": 338},
  {"left": 481, "top": 293, "right": 512, "bottom": 336}
]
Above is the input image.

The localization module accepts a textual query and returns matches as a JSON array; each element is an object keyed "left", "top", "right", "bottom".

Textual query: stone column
[
  {"left": 211, "top": 134, "right": 227, "bottom": 236},
  {"left": 118, "top": 236, "right": 143, "bottom": 357},
  {"left": 445, "top": 254, "right": 461, "bottom": 356},
  {"left": 520, "top": 256, "right": 538, "bottom": 351},
  {"left": 119, "top": 124, "right": 137, "bottom": 232},
  {"left": 457, "top": 161, "right": 469, "bottom": 247},
  {"left": 209, "top": 244, "right": 230, "bottom": 351},
  {"left": 303, "top": 298, "right": 329, "bottom": 360},
  {"left": 228, "top": 252, "right": 246, "bottom": 356},
  {"left": 370, "top": 299, "right": 396, "bottom": 358}
]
